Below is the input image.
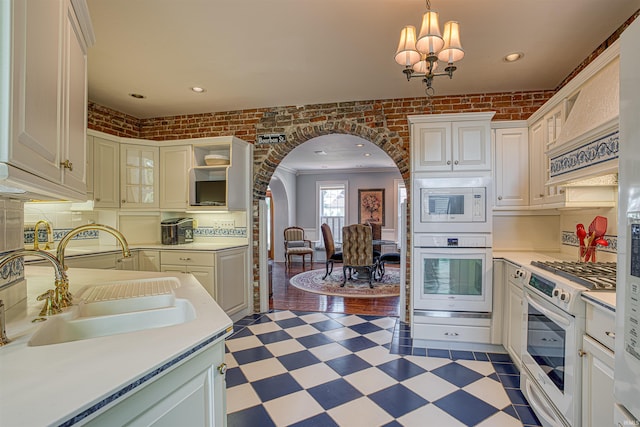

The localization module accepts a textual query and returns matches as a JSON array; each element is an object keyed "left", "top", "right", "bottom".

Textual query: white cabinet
[
  {"left": 581, "top": 335, "right": 615, "bottom": 427},
  {"left": 159, "top": 248, "right": 250, "bottom": 318},
  {"left": 215, "top": 247, "right": 249, "bottom": 317},
  {"left": 1, "top": 0, "right": 93, "bottom": 200},
  {"left": 138, "top": 250, "right": 161, "bottom": 272},
  {"left": 120, "top": 143, "right": 159, "bottom": 209},
  {"left": 84, "top": 340, "right": 227, "bottom": 427},
  {"left": 92, "top": 136, "right": 120, "bottom": 208},
  {"left": 161, "top": 251, "right": 216, "bottom": 299},
  {"left": 494, "top": 126, "right": 529, "bottom": 208},
  {"left": 529, "top": 118, "right": 564, "bottom": 206},
  {"left": 160, "top": 145, "right": 191, "bottom": 210},
  {"left": 409, "top": 113, "right": 495, "bottom": 173},
  {"left": 581, "top": 300, "right": 616, "bottom": 427},
  {"left": 501, "top": 262, "right": 524, "bottom": 368},
  {"left": 189, "top": 137, "right": 251, "bottom": 211}
]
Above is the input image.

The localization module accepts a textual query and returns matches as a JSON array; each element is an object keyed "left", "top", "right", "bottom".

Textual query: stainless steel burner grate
[{"left": 530, "top": 261, "right": 617, "bottom": 290}]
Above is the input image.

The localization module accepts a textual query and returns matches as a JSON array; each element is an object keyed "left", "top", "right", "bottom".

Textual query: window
[
  {"left": 317, "top": 181, "right": 347, "bottom": 244},
  {"left": 395, "top": 179, "right": 407, "bottom": 245}
]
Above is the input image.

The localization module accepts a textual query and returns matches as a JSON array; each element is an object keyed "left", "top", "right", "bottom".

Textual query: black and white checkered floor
[{"left": 225, "top": 310, "right": 542, "bottom": 427}]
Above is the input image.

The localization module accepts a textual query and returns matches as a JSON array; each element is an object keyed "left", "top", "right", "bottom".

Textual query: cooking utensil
[
  {"left": 584, "top": 216, "right": 608, "bottom": 262},
  {"left": 576, "top": 224, "right": 587, "bottom": 260}
]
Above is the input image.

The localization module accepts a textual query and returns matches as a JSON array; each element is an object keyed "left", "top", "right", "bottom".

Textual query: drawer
[
  {"left": 161, "top": 250, "right": 214, "bottom": 266},
  {"left": 413, "top": 323, "right": 491, "bottom": 343},
  {"left": 585, "top": 302, "right": 616, "bottom": 351}
]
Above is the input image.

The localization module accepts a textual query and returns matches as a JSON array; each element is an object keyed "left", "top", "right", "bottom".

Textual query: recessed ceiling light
[
  {"left": 191, "top": 86, "right": 206, "bottom": 93},
  {"left": 129, "top": 93, "right": 146, "bottom": 99},
  {"left": 503, "top": 52, "right": 524, "bottom": 63},
  {"left": 364, "top": 153, "right": 371, "bottom": 157},
  {"left": 356, "top": 143, "right": 365, "bottom": 147}
]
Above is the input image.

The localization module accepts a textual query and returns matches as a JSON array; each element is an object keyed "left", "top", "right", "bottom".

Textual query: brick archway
[{"left": 251, "top": 119, "right": 410, "bottom": 314}]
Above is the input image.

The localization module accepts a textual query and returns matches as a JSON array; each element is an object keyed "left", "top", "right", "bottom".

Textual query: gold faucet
[
  {"left": 0, "top": 249, "right": 70, "bottom": 316},
  {"left": 56, "top": 224, "right": 131, "bottom": 271},
  {"left": 33, "top": 220, "right": 54, "bottom": 250}
]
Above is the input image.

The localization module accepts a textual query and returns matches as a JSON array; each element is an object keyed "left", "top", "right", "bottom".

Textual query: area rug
[{"left": 289, "top": 267, "right": 400, "bottom": 298}]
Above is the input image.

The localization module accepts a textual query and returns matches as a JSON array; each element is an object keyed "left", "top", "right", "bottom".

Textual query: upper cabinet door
[
  {"left": 120, "top": 143, "right": 159, "bottom": 209},
  {"left": 411, "top": 122, "right": 452, "bottom": 172},
  {"left": 452, "top": 121, "right": 491, "bottom": 171},
  {"left": 494, "top": 127, "right": 529, "bottom": 207},
  {"left": 10, "top": 0, "right": 64, "bottom": 183}
]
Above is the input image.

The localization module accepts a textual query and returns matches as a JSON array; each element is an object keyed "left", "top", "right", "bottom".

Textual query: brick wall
[{"left": 88, "top": 91, "right": 553, "bottom": 314}]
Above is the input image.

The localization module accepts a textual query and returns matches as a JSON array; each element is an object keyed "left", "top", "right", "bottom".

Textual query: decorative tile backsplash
[
  {"left": 0, "top": 254, "right": 24, "bottom": 291},
  {"left": 195, "top": 226, "right": 247, "bottom": 238},
  {"left": 23, "top": 227, "right": 100, "bottom": 245},
  {"left": 562, "top": 230, "right": 617, "bottom": 253}
]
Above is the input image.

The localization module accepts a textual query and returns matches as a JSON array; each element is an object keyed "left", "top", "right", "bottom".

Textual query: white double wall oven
[{"left": 411, "top": 175, "right": 494, "bottom": 343}]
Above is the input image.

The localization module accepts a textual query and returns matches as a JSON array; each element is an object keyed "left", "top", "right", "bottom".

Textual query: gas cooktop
[{"left": 530, "top": 261, "right": 617, "bottom": 291}]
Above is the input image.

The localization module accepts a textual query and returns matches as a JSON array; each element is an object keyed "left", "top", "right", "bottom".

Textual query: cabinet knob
[
  {"left": 60, "top": 160, "right": 73, "bottom": 171},
  {"left": 498, "top": 196, "right": 503, "bottom": 200},
  {"left": 121, "top": 200, "right": 126, "bottom": 204},
  {"left": 217, "top": 363, "right": 227, "bottom": 375},
  {"left": 605, "top": 331, "right": 616, "bottom": 339},
  {"left": 454, "top": 160, "right": 459, "bottom": 165},
  {"left": 539, "top": 194, "right": 544, "bottom": 198},
  {"left": 95, "top": 198, "right": 101, "bottom": 202},
  {"left": 446, "top": 160, "right": 451, "bottom": 165},
  {"left": 578, "top": 349, "right": 587, "bottom": 357}
]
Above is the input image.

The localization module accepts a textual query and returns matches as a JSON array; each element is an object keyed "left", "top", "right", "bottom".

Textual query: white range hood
[{"left": 548, "top": 57, "right": 619, "bottom": 185}]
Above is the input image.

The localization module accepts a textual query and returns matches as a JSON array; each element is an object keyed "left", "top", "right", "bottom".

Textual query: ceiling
[{"left": 85, "top": 0, "right": 639, "bottom": 171}]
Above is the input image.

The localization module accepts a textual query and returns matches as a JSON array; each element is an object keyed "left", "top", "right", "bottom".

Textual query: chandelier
[{"left": 394, "top": 0, "right": 464, "bottom": 96}]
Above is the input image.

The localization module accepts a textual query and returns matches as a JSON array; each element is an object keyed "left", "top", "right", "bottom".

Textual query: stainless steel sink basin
[{"left": 28, "top": 277, "right": 196, "bottom": 346}]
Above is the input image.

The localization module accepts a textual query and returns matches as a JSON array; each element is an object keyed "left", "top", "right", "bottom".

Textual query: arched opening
[{"left": 252, "top": 119, "right": 410, "bottom": 318}]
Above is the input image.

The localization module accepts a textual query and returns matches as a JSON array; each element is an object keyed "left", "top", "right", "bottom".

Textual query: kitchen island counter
[{"left": 0, "top": 266, "right": 232, "bottom": 426}]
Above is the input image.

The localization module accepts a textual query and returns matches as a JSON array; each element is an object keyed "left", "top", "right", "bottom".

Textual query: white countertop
[
  {"left": 494, "top": 250, "right": 617, "bottom": 310},
  {"left": 0, "top": 266, "right": 233, "bottom": 426},
  {"left": 27, "top": 242, "right": 248, "bottom": 257}
]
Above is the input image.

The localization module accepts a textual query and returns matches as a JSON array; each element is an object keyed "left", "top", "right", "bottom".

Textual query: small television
[{"left": 194, "top": 181, "right": 226, "bottom": 206}]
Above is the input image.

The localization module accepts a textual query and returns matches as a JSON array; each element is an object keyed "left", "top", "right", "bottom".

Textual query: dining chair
[
  {"left": 321, "top": 223, "right": 343, "bottom": 279},
  {"left": 341, "top": 223, "right": 376, "bottom": 288},
  {"left": 283, "top": 226, "right": 314, "bottom": 270},
  {"left": 378, "top": 251, "right": 401, "bottom": 278}
]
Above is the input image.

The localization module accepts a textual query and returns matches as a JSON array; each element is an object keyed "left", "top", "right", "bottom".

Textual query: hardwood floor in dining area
[{"left": 268, "top": 260, "right": 400, "bottom": 317}]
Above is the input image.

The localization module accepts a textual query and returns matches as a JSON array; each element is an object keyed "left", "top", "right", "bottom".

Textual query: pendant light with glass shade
[{"left": 395, "top": 0, "right": 464, "bottom": 96}]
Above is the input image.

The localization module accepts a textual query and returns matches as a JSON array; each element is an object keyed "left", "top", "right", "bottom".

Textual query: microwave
[
  {"left": 193, "top": 180, "right": 226, "bottom": 206},
  {"left": 413, "top": 176, "right": 491, "bottom": 233}
]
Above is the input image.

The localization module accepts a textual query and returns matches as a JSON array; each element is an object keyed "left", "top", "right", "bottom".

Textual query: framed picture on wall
[{"left": 358, "top": 188, "right": 385, "bottom": 226}]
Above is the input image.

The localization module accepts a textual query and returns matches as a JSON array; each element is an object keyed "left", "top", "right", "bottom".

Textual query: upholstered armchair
[
  {"left": 283, "top": 226, "right": 314, "bottom": 270},
  {"left": 341, "top": 224, "right": 376, "bottom": 288},
  {"left": 321, "top": 223, "right": 342, "bottom": 279}
]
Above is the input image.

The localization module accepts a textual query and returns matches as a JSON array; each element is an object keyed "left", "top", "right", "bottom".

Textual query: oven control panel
[{"left": 522, "top": 268, "right": 585, "bottom": 315}]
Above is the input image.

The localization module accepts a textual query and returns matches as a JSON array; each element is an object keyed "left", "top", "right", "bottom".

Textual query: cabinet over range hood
[{"left": 548, "top": 57, "right": 619, "bottom": 186}]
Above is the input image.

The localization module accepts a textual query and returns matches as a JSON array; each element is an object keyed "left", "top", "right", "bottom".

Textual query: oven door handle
[{"left": 525, "top": 292, "right": 571, "bottom": 329}]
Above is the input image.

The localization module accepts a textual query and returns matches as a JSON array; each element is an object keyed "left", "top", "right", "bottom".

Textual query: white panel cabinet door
[
  {"left": 581, "top": 334, "right": 615, "bottom": 427},
  {"left": 452, "top": 121, "right": 491, "bottom": 171},
  {"left": 61, "top": 0, "right": 88, "bottom": 194},
  {"left": 529, "top": 119, "right": 546, "bottom": 206},
  {"left": 494, "top": 127, "right": 529, "bottom": 207},
  {"left": 9, "top": 0, "right": 64, "bottom": 184},
  {"left": 412, "top": 122, "right": 452, "bottom": 172},
  {"left": 160, "top": 145, "right": 191, "bottom": 210},
  {"left": 216, "top": 247, "right": 249, "bottom": 317},
  {"left": 93, "top": 137, "right": 120, "bottom": 208}
]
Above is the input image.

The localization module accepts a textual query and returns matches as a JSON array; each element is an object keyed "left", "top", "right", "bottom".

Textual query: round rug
[{"left": 289, "top": 267, "right": 400, "bottom": 298}]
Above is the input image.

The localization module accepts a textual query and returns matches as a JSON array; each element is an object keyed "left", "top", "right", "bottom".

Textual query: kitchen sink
[{"left": 28, "top": 277, "right": 196, "bottom": 346}]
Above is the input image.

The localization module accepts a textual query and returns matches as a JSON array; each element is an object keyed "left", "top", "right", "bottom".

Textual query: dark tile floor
[{"left": 225, "top": 310, "right": 542, "bottom": 427}]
